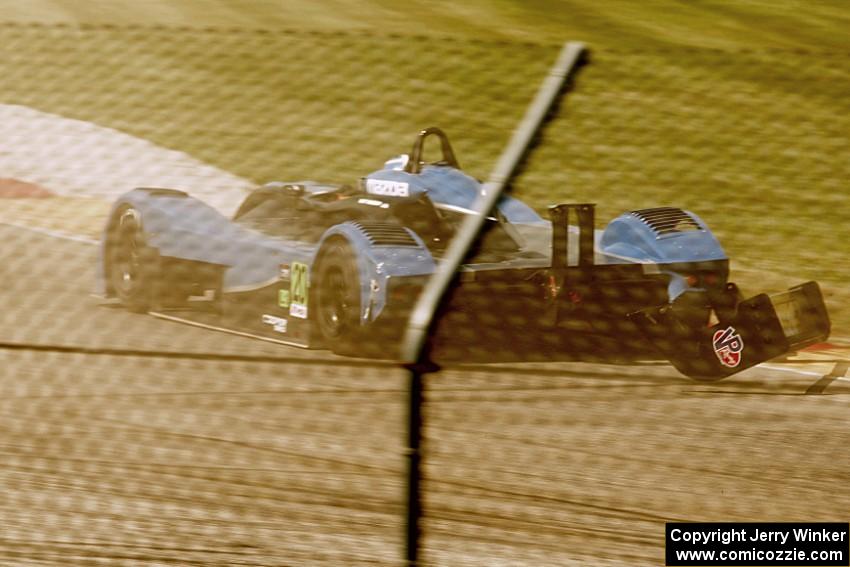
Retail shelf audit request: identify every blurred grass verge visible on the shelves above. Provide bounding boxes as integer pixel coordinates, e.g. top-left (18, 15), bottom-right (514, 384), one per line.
top-left (0, 0), bottom-right (846, 334)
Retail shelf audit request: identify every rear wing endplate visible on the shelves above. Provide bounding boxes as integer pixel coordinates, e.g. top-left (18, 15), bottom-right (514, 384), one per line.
top-left (632, 281), bottom-right (831, 380)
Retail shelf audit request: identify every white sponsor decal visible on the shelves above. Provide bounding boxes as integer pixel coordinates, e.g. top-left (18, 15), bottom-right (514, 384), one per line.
top-left (289, 303), bottom-right (308, 319)
top-left (366, 178), bottom-right (409, 197)
top-left (358, 198), bottom-right (390, 208)
top-left (261, 314), bottom-right (288, 333)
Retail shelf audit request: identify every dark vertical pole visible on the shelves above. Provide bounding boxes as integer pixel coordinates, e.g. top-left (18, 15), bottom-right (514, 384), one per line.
top-left (405, 364), bottom-right (424, 566)
top-left (399, 42), bottom-right (587, 566)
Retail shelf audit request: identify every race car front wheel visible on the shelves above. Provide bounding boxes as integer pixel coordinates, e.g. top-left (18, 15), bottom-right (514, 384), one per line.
top-left (314, 239), bottom-right (361, 346)
top-left (108, 206), bottom-right (161, 313)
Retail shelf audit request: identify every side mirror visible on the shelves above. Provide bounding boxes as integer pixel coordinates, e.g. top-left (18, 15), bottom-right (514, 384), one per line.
top-left (261, 181), bottom-right (304, 197)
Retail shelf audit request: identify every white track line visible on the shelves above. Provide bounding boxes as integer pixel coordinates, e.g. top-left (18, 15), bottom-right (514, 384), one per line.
top-left (762, 363), bottom-right (850, 386)
top-left (150, 311), bottom-right (309, 349)
top-left (0, 220), bottom-right (98, 244)
top-left (761, 364), bottom-right (829, 378)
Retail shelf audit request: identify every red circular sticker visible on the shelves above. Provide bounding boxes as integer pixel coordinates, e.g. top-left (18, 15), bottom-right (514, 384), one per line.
top-left (713, 326), bottom-right (744, 368)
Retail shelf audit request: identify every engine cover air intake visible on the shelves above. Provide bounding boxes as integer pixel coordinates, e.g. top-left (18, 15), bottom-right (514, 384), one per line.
top-left (630, 207), bottom-right (702, 237)
top-left (353, 222), bottom-right (419, 247)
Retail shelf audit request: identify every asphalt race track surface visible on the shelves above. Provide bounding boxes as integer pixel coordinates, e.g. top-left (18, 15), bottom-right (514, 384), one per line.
top-left (1, 224), bottom-right (849, 566)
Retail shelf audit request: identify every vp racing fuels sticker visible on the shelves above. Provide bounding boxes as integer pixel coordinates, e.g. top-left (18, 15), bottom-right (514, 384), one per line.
top-left (365, 178), bottom-right (409, 197)
top-left (712, 326), bottom-right (744, 367)
top-left (290, 261), bottom-right (309, 319)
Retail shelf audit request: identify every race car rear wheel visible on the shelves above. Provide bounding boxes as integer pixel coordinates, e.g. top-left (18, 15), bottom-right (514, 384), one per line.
top-left (108, 206), bottom-right (161, 313)
top-left (314, 239), bottom-right (361, 345)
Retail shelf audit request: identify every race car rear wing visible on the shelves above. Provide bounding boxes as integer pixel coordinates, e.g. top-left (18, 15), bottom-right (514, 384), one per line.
top-left (547, 203), bottom-right (831, 379)
top-left (549, 202), bottom-right (595, 273)
top-left (630, 281), bottom-right (830, 380)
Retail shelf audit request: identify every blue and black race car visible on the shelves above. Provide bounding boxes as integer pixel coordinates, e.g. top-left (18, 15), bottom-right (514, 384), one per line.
top-left (96, 127), bottom-right (830, 379)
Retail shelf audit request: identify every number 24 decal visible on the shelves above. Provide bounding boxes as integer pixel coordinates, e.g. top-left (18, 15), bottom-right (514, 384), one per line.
top-left (290, 262), bottom-right (309, 319)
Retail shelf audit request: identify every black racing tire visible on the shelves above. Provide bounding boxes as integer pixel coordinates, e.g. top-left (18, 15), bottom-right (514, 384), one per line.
top-left (313, 238), bottom-right (362, 347)
top-left (108, 205), bottom-right (162, 313)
